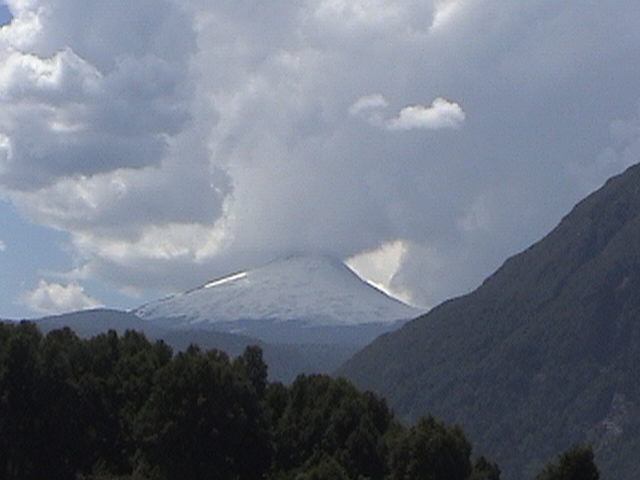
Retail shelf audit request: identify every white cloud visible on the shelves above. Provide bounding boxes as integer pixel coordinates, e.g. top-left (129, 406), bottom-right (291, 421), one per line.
top-left (430, 0), bottom-right (465, 32)
top-left (0, 239), bottom-right (6, 251)
top-left (21, 279), bottom-right (103, 315)
top-left (0, 48), bottom-right (99, 102)
top-left (386, 98), bottom-right (465, 131)
top-left (349, 94), bottom-right (389, 116)
top-left (1, 0), bottom-right (640, 312)
top-left (347, 239), bottom-right (413, 304)
top-left (0, 8), bottom-right (41, 49)
top-left (350, 95), bottom-right (465, 131)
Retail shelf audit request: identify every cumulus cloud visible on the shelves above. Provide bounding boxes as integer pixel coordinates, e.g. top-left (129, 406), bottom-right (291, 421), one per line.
top-left (21, 280), bottom-right (103, 315)
top-left (0, 0), bottom-right (194, 190)
top-left (386, 98), bottom-right (466, 131)
top-left (2, 0), bottom-right (640, 312)
top-left (350, 95), bottom-right (465, 131)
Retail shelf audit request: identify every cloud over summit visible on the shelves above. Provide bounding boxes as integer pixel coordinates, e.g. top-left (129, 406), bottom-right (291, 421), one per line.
top-left (1, 0), bottom-right (640, 312)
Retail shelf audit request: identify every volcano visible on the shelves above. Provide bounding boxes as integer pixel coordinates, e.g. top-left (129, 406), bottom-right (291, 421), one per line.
top-left (134, 255), bottom-right (421, 345)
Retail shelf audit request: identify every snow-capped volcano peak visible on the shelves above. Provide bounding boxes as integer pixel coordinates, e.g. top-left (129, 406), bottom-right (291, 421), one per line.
top-left (134, 255), bottom-right (421, 331)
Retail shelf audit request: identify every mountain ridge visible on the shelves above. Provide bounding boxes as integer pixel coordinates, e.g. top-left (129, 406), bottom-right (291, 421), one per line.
top-left (339, 162), bottom-right (640, 480)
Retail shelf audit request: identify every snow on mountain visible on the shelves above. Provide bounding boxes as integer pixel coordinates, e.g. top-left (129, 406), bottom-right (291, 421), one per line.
top-left (134, 255), bottom-right (422, 332)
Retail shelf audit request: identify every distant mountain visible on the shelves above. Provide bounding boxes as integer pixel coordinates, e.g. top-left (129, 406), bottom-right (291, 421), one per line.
top-left (32, 308), bottom-right (355, 383)
top-left (339, 163), bottom-right (640, 479)
top-left (34, 309), bottom-right (165, 338)
top-left (30, 256), bottom-right (420, 383)
top-left (134, 255), bottom-right (421, 345)
top-left (33, 308), bottom-right (253, 355)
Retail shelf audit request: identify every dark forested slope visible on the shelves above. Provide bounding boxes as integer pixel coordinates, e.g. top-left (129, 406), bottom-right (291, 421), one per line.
top-left (339, 163), bottom-right (640, 479)
top-left (0, 321), bottom-right (514, 480)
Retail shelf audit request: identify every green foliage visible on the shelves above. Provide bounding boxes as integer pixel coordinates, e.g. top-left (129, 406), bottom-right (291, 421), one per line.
top-left (389, 415), bottom-right (472, 480)
top-left (271, 374), bottom-right (395, 480)
top-left (469, 456), bottom-right (501, 480)
top-left (536, 445), bottom-right (599, 480)
top-left (0, 323), bottom-right (88, 479)
top-left (0, 323), bottom-right (175, 478)
top-left (235, 344), bottom-right (269, 395)
top-left (134, 345), bottom-right (271, 480)
top-left (0, 321), bottom-right (602, 480)
top-left (78, 329), bottom-right (173, 475)
top-left (295, 454), bottom-right (350, 480)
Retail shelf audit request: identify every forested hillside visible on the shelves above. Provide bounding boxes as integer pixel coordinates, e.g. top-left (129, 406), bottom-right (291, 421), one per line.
top-left (0, 322), bottom-right (597, 480)
top-left (339, 163), bottom-right (640, 479)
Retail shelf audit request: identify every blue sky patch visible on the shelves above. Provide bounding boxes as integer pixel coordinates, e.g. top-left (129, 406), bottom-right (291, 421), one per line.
top-left (0, 4), bottom-right (12, 26)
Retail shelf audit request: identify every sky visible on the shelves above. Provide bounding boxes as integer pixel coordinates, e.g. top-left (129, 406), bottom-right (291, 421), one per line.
top-left (1, 0), bottom-right (639, 319)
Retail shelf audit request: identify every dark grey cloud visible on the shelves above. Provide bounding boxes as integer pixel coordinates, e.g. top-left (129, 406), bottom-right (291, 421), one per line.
top-left (0, 0), bottom-right (194, 189)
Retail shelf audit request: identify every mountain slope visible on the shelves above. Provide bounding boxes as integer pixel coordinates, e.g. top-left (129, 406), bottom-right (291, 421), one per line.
top-left (135, 255), bottom-right (421, 344)
top-left (339, 163), bottom-right (640, 479)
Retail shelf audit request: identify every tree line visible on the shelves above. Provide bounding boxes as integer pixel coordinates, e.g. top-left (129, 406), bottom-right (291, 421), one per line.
top-left (0, 321), bottom-right (600, 480)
